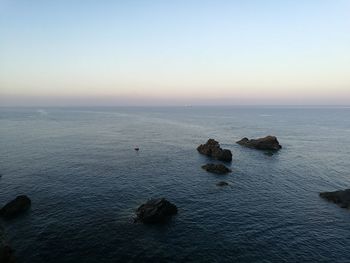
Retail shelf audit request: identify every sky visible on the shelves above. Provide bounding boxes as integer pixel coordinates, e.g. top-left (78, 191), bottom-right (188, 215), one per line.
top-left (0, 0), bottom-right (349, 106)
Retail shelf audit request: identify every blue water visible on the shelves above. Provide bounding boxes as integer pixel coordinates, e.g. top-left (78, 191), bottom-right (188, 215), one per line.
top-left (1, 106), bottom-right (350, 262)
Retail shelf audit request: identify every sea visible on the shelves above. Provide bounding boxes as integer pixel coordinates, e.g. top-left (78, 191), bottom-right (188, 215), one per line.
top-left (0, 106), bottom-right (350, 263)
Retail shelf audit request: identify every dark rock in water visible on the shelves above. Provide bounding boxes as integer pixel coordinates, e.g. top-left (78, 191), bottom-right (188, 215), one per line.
top-left (136, 198), bottom-right (177, 224)
top-left (202, 163), bottom-right (232, 174)
top-left (0, 195), bottom-right (31, 219)
top-left (264, 151), bottom-right (274, 156)
top-left (0, 227), bottom-right (15, 263)
top-left (0, 245), bottom-right (15, 263)
top-left (216, 181), bottom-right (229, 187)
top-left (320, 189), bottom-right (350, 209)
top-left (197, 139), bottom-right (232, 162)
top-left (236, 136), bottom-right (282, 151)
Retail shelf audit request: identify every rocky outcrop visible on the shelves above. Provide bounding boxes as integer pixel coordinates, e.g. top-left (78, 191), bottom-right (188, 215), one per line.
top-left (216, 181), bottom-right (229, 187)
top-left (320, 189), bottom-right (350, 208)
top-left (202, 163), bottom-right (232, 174)
top-left (236, 136), bottom-right (282, 151)
top-left (197, 139), bottom-right (232, 162)
top-left (135, 198), bottom-right (178, 224)
top-left (0, 195), bottom-right (31, 219)
top-left (0, 227), bottom-right (15, 263)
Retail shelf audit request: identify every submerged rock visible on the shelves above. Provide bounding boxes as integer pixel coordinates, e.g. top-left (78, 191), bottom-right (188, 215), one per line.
top-left (236, 136), bottom-right (282, 151)
top-left (216, 181), bottom-right (229, 187)
top-left (0, 195), bottom-right (31, 219)
top-left (319, 189), bottom-right (350, 209)
top-left (202, 163), bottom-right (232, 174)
top-left (0, 227), bottom-right (15, 263)
top-left (136, 198), bottom-right (177, 224)
top-left (197, 139), bottom-right (232, 162)
top-left (0, 245), bottom-right (14, 263)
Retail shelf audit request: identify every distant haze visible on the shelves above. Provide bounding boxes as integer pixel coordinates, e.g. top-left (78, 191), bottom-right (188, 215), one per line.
top-left (0, 0), bottom-right (349, 106)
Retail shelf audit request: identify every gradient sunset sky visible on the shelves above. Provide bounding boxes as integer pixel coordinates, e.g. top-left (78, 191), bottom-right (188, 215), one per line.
top-left (0, 0), bottom-right (349, 106)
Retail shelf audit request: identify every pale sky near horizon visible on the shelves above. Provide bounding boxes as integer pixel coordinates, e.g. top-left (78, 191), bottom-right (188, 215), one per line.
top-left (0, 0), bottom-right (349, 106)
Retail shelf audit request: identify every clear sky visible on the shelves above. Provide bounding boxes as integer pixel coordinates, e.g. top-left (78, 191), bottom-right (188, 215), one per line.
top-left (0, 0), bottom-right (349, 106)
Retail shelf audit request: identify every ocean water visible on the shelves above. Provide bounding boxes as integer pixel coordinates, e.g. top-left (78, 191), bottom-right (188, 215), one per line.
top-left (0, 106), bottom-right (350, 263)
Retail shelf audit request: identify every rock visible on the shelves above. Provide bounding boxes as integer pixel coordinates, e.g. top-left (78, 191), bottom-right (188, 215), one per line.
top-left (197, 139), bottom-right (232, 162)
top-left (236, 136), bottom-right (282, 151)
top-left (136, 198), bottom-right (177, 224)
top-left (0, 227), bottom-right (15, 263)
top-left (319, 189), bottom-right (350, 209)
top-left (0, 245), bottom-right (15, 263)
top-left (216, 181), bottom-right (229, 187)
top-left (0, 195), bottom-right (31, 219)
top-left (202, 163), bottom-right (232, 174)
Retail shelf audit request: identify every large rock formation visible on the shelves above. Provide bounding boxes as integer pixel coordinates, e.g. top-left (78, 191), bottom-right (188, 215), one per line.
top-left (236, 136), bottom-right (282, 151)
top-left (135, 198), bottom-right (178, 224)
top-left (197, 139), bottom-right (232, 162)
top-left (0, 227), bottom-right (15, 263)
top-left (319, 189), bottom-right (350, 208)
top-left (0, 195), bottom-right (31, 219)
top-left (202, 163), bottom-right (232, 174)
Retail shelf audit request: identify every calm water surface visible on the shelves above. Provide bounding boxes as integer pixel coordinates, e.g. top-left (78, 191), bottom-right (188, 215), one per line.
top-left (0, 106), bottom-right (350, 262)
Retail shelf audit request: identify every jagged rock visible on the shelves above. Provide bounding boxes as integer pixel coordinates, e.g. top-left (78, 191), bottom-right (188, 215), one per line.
top-left (202, 163), bottom-right (232, 174)
top-left (216, 181), bottom-right (229, 187)
top-left (136, 198), bottom-right (177, 224)
top-left (0, 195), bottom-right (31, 219)
top-left (197, 139), bottom-right (232, 162)
top-left (236, 136), bottom-right (282, 151)
top-left (320, 189), bottom-right (350, 209)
